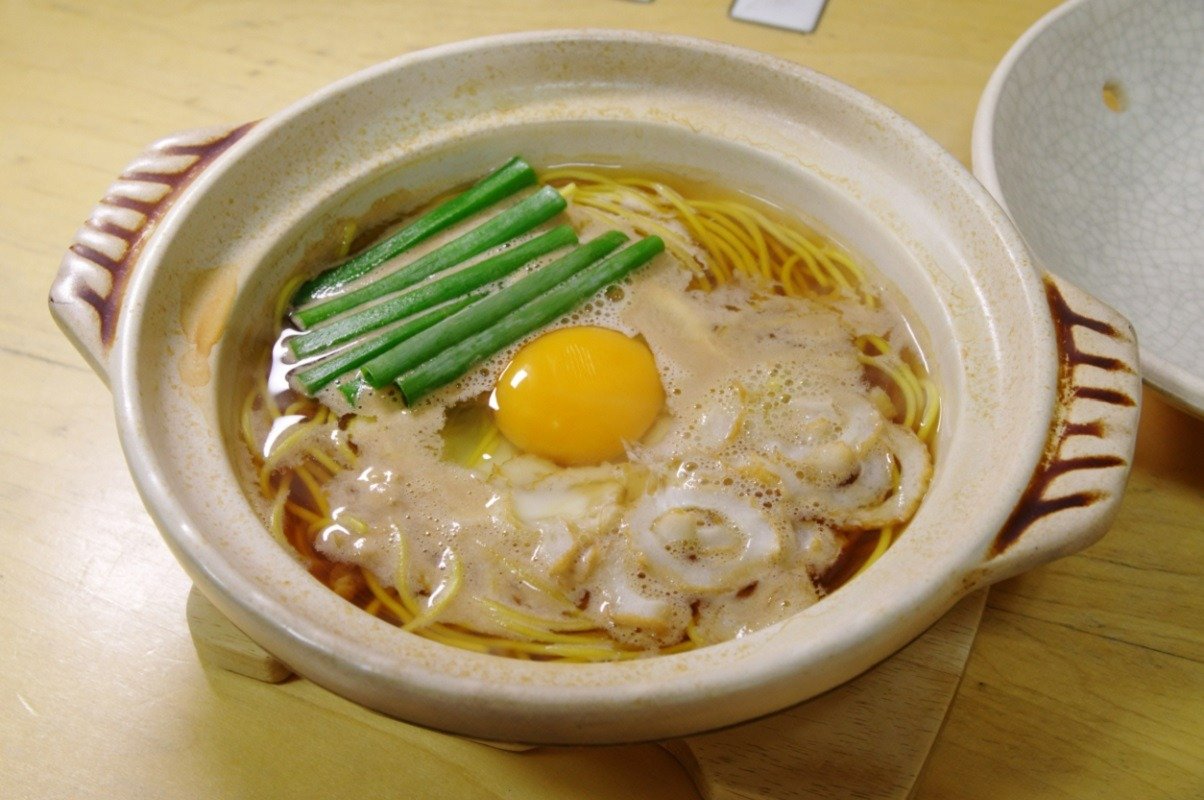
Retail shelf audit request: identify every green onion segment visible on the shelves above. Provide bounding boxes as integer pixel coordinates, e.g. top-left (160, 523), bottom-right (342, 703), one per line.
top-left (290, 156), bottom-right (537, 307)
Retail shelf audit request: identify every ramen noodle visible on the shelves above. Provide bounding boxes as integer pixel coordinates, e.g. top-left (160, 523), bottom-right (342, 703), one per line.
top-left (236, 165), bottom-right (938, 661)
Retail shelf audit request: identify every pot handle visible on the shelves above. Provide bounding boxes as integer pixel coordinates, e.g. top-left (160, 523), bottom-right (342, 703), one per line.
top-left (47, 122), bottom-right (254, 385)
top-left (977, 272), bottom-right (1142, 586)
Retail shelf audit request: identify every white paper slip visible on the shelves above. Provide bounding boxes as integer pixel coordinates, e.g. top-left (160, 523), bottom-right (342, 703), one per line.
top-left (730, 0), bottom-right (829, 34)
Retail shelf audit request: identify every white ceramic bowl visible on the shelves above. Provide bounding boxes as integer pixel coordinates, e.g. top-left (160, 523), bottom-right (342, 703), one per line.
top-left (50, 30), bottom-right (1141, 744)
top-left (973, 0), bottom-right (1204, 415)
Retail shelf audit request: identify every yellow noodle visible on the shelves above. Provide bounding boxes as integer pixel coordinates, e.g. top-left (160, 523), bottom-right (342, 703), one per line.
top-left (614, 175), bottom-right (679, 197)
top-left (244, 167), bottom-right (939, 662)
top-left (283, 501), bottom-right (324, 527)
top-left (699, 206), bottom-right (757, 251)
top-left (569, 191), bottom-right (643, 219)
top-left (859, 527), bottom-right (894, 576)
top-left (712, 214), bottom-right (769, 282)
top-left (259, 417), bottom-right (327, 475)
top-left (257, 461), bottom-right (277, 501)
top-left (740, 208), bottom-right (845, 291)
top-left (699, 202), bottom-right (772, 282)
top-left (274, 275), bottom-right (306, 328)
top-left (564, 183), bottom-right (713, 288)
top-left (283, 398), bottom-right (316, 417)
top-left (540, 166), bottom-right (624, 186)
top-left (305, 445), bottom-right (343, 476)
top-left (573, 193), bottom-right (693, 254)
top-left (496, 638), bottom-right (624, 660)
top-left (481, 614), bottom-right (614, 647)
top-left (293, 464), bottom-right (330, 518)
top-left (333, 436), bottom-right (359, 468)
top-left (508, 640), bottom-right (626, 660)
top-left (918, 378), bottom-right (940, 442)
top-left (725, 205), bottom-right (773, 272)
top-left (363, 569), bottom-right (415, 625)
top-left (882, 362), bottom-right (920, 430)
top-left (477, 598), bottom-right (599, 633)
top-left (404, 548), bottom-right (464, 633)
top-left (480, 547), bottom-right (581, 608)
top-left (890, 361), bottom-right (924, 430)
top-left (607, 183), bottom-right (669, 218)
top-left (657, 640), bottom-right (697, 655)
top-left (856, 338), bottom-right (919, 430)
top-left (240, 383), bottom-right (260, 455)
top-left (389, 613), bottom-right (623, 659)
top-left (858, 333), bottom-right (889, 356)
top-left (389, 538), bottom-right (423, 619)
top-left (412, 623), bottom-right (496, 654)
top-left (778, 253), bottom-right (804, 298)
top-left (648, 185), bottom-right (731, 282)
top-left (302, 457), bottom-right (334, 483)
top-left (339, 515), bottom-right (369, 536)
top-left (785, 242), bottom-right (830, 291)
top-left (261, 421), bottom-right (310, 465)
top-left (854, 333), bottom-right (939, 441)
top-left (822, 246), bottom-right (867, 285)
top-left (256, 372), bottom-right (282, 421)
top-left (268, 480), bottom-right (290, 546)
top-left (810, 249), bottom-right (855, 294)
top-left (693, 217), bottom-right (749, 283)
top-left (766, 234), bottom-right (790, 264)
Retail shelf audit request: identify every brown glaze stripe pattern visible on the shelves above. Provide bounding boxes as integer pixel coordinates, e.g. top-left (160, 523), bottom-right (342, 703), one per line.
top-left (53, 123), bottom-right (255, 348)
top-left (991, 277), bottom-right (1138, 555)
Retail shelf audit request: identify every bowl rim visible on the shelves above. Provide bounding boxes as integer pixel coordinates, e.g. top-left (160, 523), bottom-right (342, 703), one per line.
top-left (970, 0), bottom-right (1204, 415)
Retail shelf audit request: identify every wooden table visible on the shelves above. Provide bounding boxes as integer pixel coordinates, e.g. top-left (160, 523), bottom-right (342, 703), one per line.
top-left (2, 1), bottom-right (1200, 797)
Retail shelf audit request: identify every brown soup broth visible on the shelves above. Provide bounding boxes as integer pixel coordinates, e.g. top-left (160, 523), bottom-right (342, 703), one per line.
top-left (237, 165), bottom-right (939, 659)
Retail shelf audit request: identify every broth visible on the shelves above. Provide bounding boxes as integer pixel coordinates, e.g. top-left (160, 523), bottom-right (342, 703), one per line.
top-left (235, 163), bottom-right (938, 660)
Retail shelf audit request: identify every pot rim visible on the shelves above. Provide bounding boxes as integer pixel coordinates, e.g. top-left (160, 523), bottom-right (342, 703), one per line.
top-left (109, 29), bottom-right (1057, 743)
top-left (971, 0), bottom-right (1204, 415)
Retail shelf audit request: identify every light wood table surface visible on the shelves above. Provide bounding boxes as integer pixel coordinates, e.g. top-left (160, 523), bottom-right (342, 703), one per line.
top-left (2, 1), bottom-right (1201, 797)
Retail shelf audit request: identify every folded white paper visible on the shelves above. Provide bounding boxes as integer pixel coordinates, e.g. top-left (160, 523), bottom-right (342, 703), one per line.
top-left (730, 0), bottom-right (828, 34)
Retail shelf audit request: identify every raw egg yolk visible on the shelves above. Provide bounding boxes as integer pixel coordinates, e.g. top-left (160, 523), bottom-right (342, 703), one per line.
top-left (491, 326), bottom-right (665, 466)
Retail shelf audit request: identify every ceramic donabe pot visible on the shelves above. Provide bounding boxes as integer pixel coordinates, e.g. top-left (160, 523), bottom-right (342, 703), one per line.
top-left (49, 31), bottom-right (1140, 745)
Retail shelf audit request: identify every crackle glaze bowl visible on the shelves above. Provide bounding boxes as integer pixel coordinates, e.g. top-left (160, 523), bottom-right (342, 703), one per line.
top-left (973, 0), bottom-right (1204, 415)
top-left (49, 31), bottom-right (1141, 745)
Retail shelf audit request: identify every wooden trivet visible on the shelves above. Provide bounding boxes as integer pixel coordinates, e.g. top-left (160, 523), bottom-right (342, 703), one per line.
top-left (187, 586), bottom-right (985, 799)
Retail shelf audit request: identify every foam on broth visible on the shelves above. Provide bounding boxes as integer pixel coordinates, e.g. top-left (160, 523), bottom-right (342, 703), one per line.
top-left (234, 164), bottom-right (938, 660)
